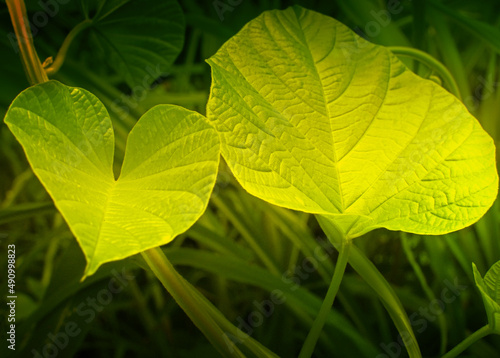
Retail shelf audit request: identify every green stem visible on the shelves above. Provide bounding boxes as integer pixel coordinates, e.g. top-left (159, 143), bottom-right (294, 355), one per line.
top-left (211, 195), bottom-right (281, 276)
top-left (0, 202), bottom-right (55, 225)
top-left (141, 247), bottom-right (246, 358)
top-left (387, 46), bottom-right (462, 100)
top-left (298, 239), bottom-right (351, 358)
top-left (268, 207), bottom-right (334, 283)
top-left (316, 215), bottom-right (422, 358)
top-left (427, 9), bottom-right (470, 101)
top-left (1, 169), bottom-right (33, 208)
top-left (183, 274), bottom-right (280, 358)
top-left (6, 0), bottom-right (49, 85)
top-left (401, 233), bottom-right (447, 354)
top-left (128, 279), bottom-right (156, 331)
top-left (441, 325), bottom-right (492, 358)
top-left (41, 233), bottom-right (60, 289)
top-left (142, 247), bottom-right (279, 357)
top-left (45, 19), bottom-right (93, 76)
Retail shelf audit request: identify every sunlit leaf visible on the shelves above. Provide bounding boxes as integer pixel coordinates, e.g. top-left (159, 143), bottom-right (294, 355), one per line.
top-left (4, 80), bottom-right (219, 277)
top-left (206, 6), bottom-right (498, 239)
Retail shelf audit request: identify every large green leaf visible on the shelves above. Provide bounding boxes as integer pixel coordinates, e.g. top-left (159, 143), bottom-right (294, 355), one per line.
top-left (473, 261), bottom-right (500, 333)
top-left (82, 0), bottom-right (185, 88)
top-left (4, 80), bottom-right (219, 277)
top-left (206, 6), bottom-right (498, 239)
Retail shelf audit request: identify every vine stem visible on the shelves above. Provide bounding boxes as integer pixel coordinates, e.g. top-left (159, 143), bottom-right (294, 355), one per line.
top-left (441, 325), bottom-right (492, 358)
top-left (298, 239), bottom-right (351, 358)
top-left (316, 215), bottom-right (422, 358)
top-left (401, 233), bottom-right (448, 355)
top-left (142, 247), bottom-right (279, 358)
top-left (141, 247), bottom-right (246, 358)
top-left (178, 268), bottom-right (280, 358)
top-left (387, 46), bottom-right (462, 101)
top-left (6, 0), bottom-right (48, 85)
top-left (45, 19), bottom-right (93, 76)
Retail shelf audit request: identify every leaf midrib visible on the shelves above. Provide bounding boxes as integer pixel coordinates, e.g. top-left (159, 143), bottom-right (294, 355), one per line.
top-left (212, 63), bottom-right (339, 213)
top-left (274, 10), bottom-right (346, 212)
top-left (87, 180), bottom-right (117, 263)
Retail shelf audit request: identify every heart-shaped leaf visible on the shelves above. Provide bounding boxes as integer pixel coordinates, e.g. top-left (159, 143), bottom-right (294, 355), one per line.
top-left (4, 80), bottom-right (219, 277)
top-left (473, 261), bottom-right (500, 333)
top-left (83, 0), bottom-right (185, 88)
top-left (206, 6), bottom-right (498, 239)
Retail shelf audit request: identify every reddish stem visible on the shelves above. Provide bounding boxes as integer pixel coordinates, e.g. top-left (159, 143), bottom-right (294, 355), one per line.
top-left (6, 0), bottom-right (48, 85)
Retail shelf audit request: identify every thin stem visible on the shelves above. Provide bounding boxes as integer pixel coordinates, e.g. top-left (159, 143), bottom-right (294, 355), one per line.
top-left (1, 169), bottom-right (33, 208)
top-left (316, 215), bottom-right (422, 358)
top-left (45, 19), bottom-right (93, 76)
top-left (211, 195), bottom-right (281, 276)
top-left (298, 239), bottom-right (351, 358)
top-left (0, 202), bottom-right (55, 225)
top-left (401, 233), bottom-right (448, 355)
top-left (427, 7), bottom-right (470, 101)
top-left (128, 279), bottom-right (156, 331)
top-left (183, 274), bottom-right (280, 358)
top-left (6, 0), bottom-right (48, 85)
top-left (141, 247), bottom-right (246, 358)
top-left (441, 325), bottom-right (492, 358)
top-left (387, 46), bottom-right (462, 100)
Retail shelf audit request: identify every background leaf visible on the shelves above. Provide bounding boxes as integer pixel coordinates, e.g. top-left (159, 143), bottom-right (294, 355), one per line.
top-left (427, 0), bottom-right (500, 56)
top-left (4, 80), bottom-right (219, 277)
top-left (82, 0), bottom-right (185, 89)
top-left (206, 6), bottom-right (498, 238)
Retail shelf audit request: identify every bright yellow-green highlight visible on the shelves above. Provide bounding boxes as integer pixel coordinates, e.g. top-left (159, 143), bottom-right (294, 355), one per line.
top-left (207, 6), bottom-right (498, 239)
top-left (5, 81), bottom-right (220, 277)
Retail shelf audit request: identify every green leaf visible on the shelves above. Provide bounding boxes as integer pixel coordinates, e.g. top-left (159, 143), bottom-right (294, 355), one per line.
top-left (4, 80), bottom-right (219, 277)
top-left (83, 0), bottom-right (185, 88)
top-left (473, 261), bottom-right (500, 333)
top-left (206, 6), bottom-right (498, 239)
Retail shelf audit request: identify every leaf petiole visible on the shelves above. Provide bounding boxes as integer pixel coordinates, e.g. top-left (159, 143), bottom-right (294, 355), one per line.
top-left (141, 247), bottom-right (280, 357)
top-left (401, 233), bottom-right (448, 355)
top-left (441, 324), bottom-right (492, 358)
top-left (387, 46), bottom-right (462, 100)
top-left (298, 238), bottom-right (351, 358)
top-left (141, 247), bottom-right (247, 358)
top-left (45, 19), bottom-right (93, 76)
top-left (317, 216), bottom-right (422, 358)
